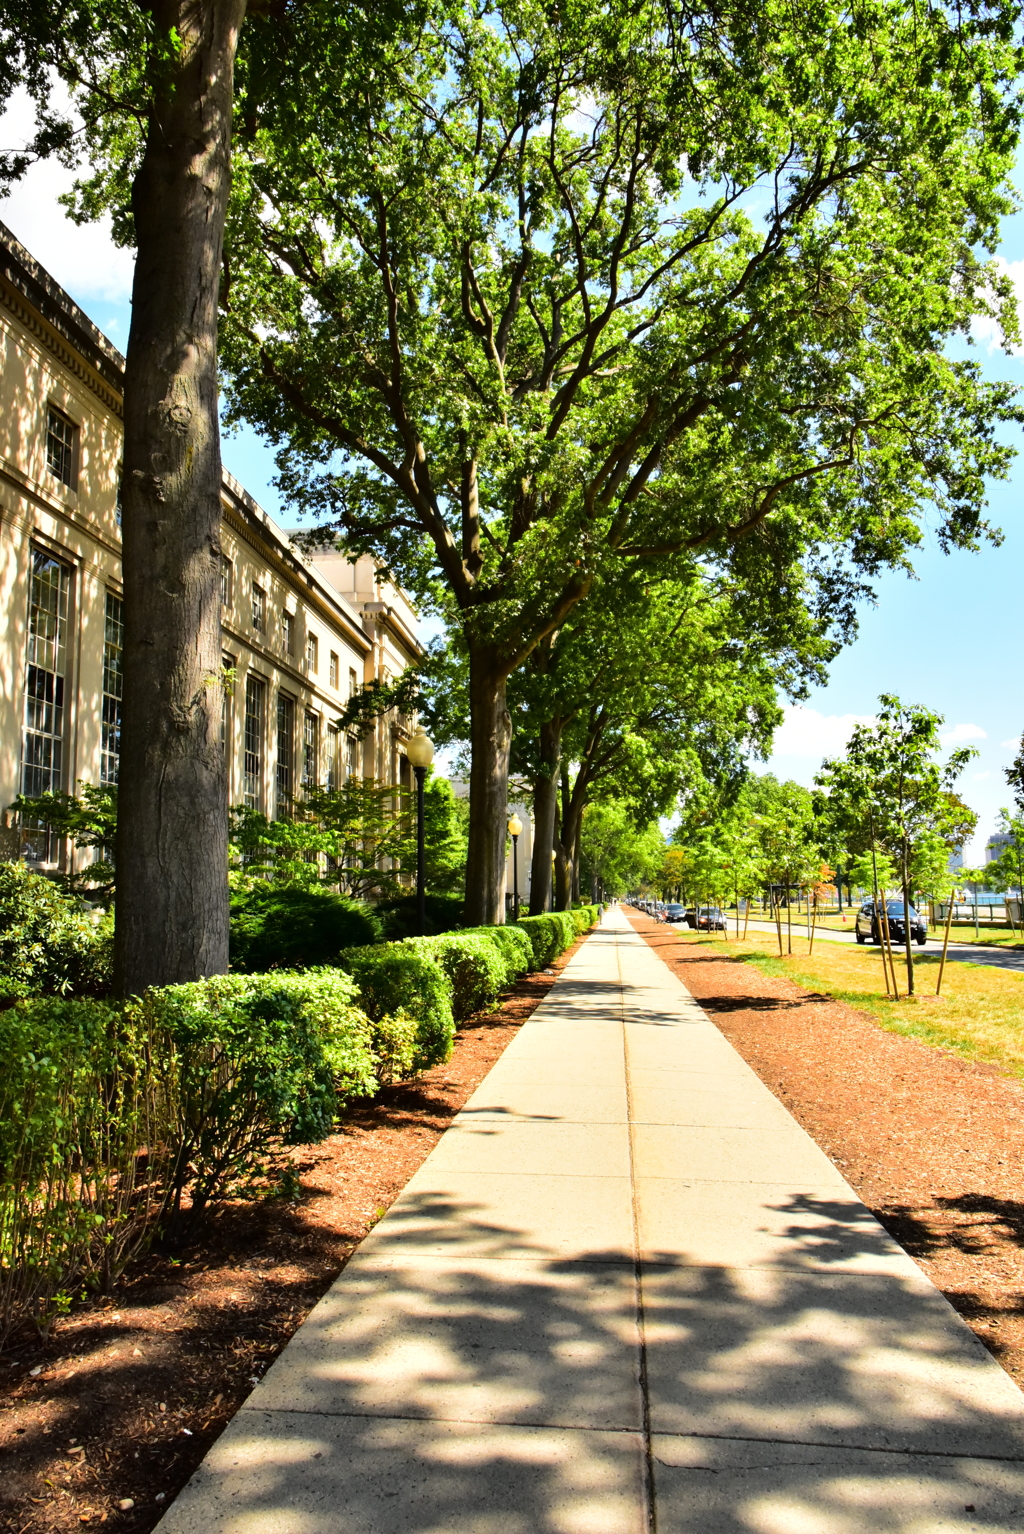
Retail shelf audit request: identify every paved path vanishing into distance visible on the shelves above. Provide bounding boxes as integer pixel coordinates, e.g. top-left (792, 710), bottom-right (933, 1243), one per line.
top-left (156, 907), bottom-right (1024, 1533)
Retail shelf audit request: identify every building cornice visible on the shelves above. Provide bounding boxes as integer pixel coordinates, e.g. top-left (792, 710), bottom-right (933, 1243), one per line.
top-left (0, 220), bottom-right (125, 416)
top-left (222, 494), bottom-right (370, 655)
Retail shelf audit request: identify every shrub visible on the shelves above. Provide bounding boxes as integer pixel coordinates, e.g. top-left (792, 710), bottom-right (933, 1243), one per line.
top-left (514, 911), bottom-right (577, 968)
top-left (134, 970), bottom-right (381, 1219)
top-left (337, 945), bottom-right (455, 1071)
top-left (571, 905), bottom-right (600, 935)
top-left (408, 933), bottom-right (511, 1023)
top-left (469, 923), bottom-right (534, 976)
top-left (229, 886), bottom-right (381, 971)
top-left (0, 996), bottom-right (178, 1342)
top-left (377, 892), bottom-right (466, 939)
top-left (0, 861), bottom-right (112, 1000)
top-left (0, 968), bottom-right (411, 1341)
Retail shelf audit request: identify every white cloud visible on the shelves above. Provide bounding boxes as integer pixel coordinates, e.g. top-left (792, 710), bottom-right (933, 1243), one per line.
top-left (1001, 738), bottom-right (1020, 750)
top-left (973, 771), bottom-right (993, 782)
top-left (767, 704), bottom-right (876, 760)
top-left (0, 86), bottom-right (134, 304)
top-left (939, 722), bottom-right (987, 746)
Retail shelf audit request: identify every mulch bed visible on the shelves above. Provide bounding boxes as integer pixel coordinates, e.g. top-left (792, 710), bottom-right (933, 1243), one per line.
top-left (628, 911), bottom-right (1024, 1386)
top-left (0, 934), bottom-right (589, 1534)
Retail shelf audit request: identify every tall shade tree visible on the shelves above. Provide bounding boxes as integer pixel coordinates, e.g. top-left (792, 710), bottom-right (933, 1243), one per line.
top-left (220, 0), bottom-right (1022, 922)
top-left (2, 0), bottom-right (249, 991)
top-left (578, 801), bottom-right (665, 899)
top-left (507, 562), bottom-right (827, 910)
top-left (814, 696), bottom-right (977, 994)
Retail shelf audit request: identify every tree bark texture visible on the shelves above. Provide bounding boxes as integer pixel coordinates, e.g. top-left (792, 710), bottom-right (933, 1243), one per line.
top-left (463, 647), bottom-right (512, 926)
top-left (114, 0), bottom-right (246, 994)
top-left (528, 718), bottom-right (562, 915)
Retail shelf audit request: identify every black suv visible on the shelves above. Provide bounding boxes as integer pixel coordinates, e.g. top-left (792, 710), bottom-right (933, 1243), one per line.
top-left (855, 900), bottom-right (927, 947)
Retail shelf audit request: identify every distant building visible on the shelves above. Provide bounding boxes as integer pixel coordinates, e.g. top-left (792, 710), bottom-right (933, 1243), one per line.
top-left (0, 219), bottom-right (421, 879)
top-left (986, 833), bottom-right (1014, 865)
top-left (947, 848), bottom-right (964, 872)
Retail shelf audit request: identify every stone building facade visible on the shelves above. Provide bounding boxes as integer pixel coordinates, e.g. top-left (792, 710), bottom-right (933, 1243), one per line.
top-left (0, 219), bottom-right (420, 877)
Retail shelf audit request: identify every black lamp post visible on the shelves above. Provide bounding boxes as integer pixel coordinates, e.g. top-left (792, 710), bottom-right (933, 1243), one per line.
top-left (508, 811), bottom-right (523, 921)
top-left (406, 725), bottom-right (434, 936)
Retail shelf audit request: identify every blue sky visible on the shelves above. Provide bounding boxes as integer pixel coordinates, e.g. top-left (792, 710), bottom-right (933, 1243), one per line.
top-left (1, 89), bottom-right (1021, 860)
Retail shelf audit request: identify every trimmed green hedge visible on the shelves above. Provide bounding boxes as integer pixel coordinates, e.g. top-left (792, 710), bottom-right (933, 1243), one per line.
top-left (571, 905), bottom-right (601, 935)
top-left (336, 945), bottom-right (455, 1071)
top-left (0, 893), bottom-right (598, 1342)
top-left (229, 887), bottom-right (381, 971)
top-left (0, 968), bottom-right (401, 1342)
top-left (513, 912), bottom-right (577, 968)
top-left (473, 923), bottom-right (534, 978)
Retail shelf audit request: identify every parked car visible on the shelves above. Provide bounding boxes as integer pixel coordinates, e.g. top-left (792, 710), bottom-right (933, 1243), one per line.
top-left (663, 903), bottom-right (686, 923)
top-left (682, 907), bottom-right (698, 928)
top-left (855, 900), bottom-right (927, 946)
top-left (696, 907), bottom-right (727, 932)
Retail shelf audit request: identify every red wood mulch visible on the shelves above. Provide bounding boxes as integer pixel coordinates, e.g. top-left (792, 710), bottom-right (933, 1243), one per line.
top-left (0, 933), bottom-right (589, 1534)
top-left (628, 911), bottom-right (1024, 1387)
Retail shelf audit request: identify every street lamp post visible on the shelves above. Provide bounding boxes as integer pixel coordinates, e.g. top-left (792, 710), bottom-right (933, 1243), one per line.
top-left (508, 812), bottom-right (523, 922)
top-left (406, 725), bottom-right (434, 937)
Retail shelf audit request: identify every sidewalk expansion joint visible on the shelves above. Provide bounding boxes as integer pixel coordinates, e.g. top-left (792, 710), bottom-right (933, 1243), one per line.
top-left (620, 927), bottom-right (658, 1534)
top-left (650, 1428), bottom-right (1024, 1464)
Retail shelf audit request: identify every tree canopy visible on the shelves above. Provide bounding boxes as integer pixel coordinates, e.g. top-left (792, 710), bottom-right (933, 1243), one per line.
top-left (814, 695), bottom-right (977, 991)
top-left (214, 0), bottom-right (1023, 921)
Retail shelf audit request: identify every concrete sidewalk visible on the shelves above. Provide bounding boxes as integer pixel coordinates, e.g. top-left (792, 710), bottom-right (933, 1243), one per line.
top-left (158, 910), bottom-right (1024, 1532)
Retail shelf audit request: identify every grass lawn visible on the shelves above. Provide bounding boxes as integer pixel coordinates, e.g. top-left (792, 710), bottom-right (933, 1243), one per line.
top-left (736, 908), bottom-right (1024, 948)
top-left (674, 926), bottom-right (1024, 1080)
top-left (941, 924), bottom-right (1024, 950)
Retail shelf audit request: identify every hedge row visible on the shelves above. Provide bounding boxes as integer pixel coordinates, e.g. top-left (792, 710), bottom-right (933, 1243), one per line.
top-left (0, 905), bottom-right (599, 1342)
top-left (0, 968), bottom-right (408, 1344)
top-left (336, 907), bottom-right (599, 1027)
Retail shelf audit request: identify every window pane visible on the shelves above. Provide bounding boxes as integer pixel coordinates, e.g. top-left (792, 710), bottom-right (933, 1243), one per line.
top-left (101, 591), bottom-right (123, 784)
top-left (243, 675), bottom-right (265, 809)
top-left (46, 408), bottom-right (76, 487)
top-left (303, 712), bottom-right (319, 788)
top-left (327, 724), bottom-right (339, 791)
top-left (21, 550), bottom-right (71, 859)
top-left (276, 692), bottom-right (294, 814)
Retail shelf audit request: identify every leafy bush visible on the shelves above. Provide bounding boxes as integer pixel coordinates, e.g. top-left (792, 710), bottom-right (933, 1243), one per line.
top-left (514, 912), bottom-right (578, 968)
top-left (571, 905), bottom-right (600, 935)
top-left (378, 892), bottom-right (466, 939)
top-left (337, 945), bottom-right (454, 1071)
top-left (409, 932), bottom-right (511, 1023)
top-left (134, 970), bottom-right (379, 1218)
top-left (468, 923), bottom-right (534, 977)
top-left (0, 996), bottom-right (178, 1342)
top-left (229, 886), bottom-right (381, 971)
top-left (0, 861), bottom-right (112, 1000)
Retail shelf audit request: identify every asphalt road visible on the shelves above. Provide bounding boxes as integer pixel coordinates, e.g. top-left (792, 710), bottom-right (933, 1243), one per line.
top-left (664, 916), bottom-right (1024, 975)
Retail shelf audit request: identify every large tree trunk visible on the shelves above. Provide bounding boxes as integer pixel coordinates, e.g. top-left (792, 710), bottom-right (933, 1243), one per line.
top-left (114, 0), bottom-right (246, 995)
top-left (554, 796), bottom-right (584, 911)
top-left (553, 766), bottom-right (573, 910)
top-left (464, 645), bottom-right (512, 925)
top-left (528, 718), bottom-right (561, 915)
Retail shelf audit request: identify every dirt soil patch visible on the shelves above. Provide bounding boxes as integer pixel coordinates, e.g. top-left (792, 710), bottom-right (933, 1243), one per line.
top-left (629, 911), bottom-right (1024, 1386)
top-left (0, 934), bottom-right (588, 1534)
